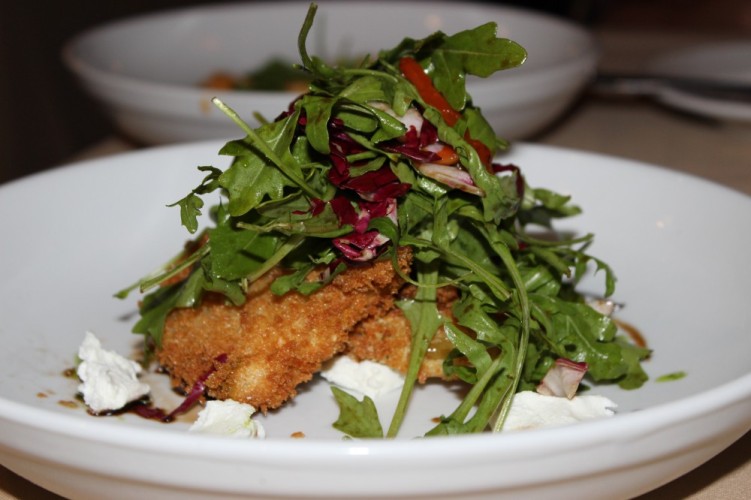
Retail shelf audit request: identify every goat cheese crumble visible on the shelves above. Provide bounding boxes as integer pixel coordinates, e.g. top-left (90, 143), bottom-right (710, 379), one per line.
top-left (321, 355), bottom-right (404, 399)
top-left (502, 391), bottom-right (617, 431)
top-left (76, 331), bottom-right (150, 413)
top-left (190, 400), bottom-right (266, 438)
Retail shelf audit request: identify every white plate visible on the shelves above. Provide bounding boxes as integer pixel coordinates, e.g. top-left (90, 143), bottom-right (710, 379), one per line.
top-left (0, 142), bottom-right (750, 499)
top-left (646, 40), bottom-right (751, 121)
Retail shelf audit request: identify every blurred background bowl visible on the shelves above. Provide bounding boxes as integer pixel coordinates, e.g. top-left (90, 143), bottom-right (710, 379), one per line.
top-left (62, 0), bottom-right (598, 145)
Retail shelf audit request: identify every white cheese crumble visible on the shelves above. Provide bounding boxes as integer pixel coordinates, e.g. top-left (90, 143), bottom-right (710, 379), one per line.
top-left (189, 400), bottom-right (266, 438)
top-left (76, 331), bottom-right (150, 413)
top-left (502, 391), bottom-right (617, 431)
top-left (320, 356), bottom-right (404, 399)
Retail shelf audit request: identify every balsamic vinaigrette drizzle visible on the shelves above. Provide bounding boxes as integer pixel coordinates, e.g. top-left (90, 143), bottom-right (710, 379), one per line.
top-left (90, 353), bottom-right (228, 423)
top-left (614, 319), bottom-right (648, 349)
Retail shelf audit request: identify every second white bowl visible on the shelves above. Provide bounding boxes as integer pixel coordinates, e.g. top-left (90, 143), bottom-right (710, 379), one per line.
top-left (63, 1), bottom-right (598, 144)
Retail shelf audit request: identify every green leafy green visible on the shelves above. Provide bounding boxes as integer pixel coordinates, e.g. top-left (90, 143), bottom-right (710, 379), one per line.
top-left (331, 387), bottom-right (384, 438)
top-left (656, 371), bottom-right (687, 383)
top-left (431, 22), bottom-right (527, 110)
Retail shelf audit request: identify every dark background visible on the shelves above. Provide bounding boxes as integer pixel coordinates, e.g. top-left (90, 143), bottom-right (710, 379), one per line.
top-left (1, 0), bottom-right (748, 185)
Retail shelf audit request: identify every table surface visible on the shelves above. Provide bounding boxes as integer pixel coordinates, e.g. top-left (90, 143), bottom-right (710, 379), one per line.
top-left (1, 27), bottom-right (750, 500)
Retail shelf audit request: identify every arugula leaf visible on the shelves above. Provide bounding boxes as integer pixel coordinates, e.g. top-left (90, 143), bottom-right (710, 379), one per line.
top-left (530, 294), bottom-right (642, 382)
top-left (612, 336), bottom-right (651, 389)
top-left (208, 206), bottom-right (281, 281)
top-left (168, 165), bottom-right (222, 233)
top-left (386, 261), bottom-right (443, 438)
top-left (133, 268), bottom-right (209, 346)
top-left (301, 95), bottom-right (336, 154)
top-left (432, 23), bottom-right (527, 110)
top-left (218, 115), bottom-right (303, 216)
top-left (331, 387), bottom-right (384, 438)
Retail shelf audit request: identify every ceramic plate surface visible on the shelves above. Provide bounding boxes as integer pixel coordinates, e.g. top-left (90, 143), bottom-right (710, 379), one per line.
top-left (0, 142), bottom-right (750, 499)
top-left (647, 40), bottom-right (751, 121)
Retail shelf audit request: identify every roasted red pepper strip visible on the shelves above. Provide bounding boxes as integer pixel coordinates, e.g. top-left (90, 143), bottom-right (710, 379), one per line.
top-left (399, 56), bottom-right (492, 169)
top-left (399, 57), bottom-right (461, 126)
top-left (433, 144), bottom-right (460, 165)
top-left (466, 136), bottom-right (492, 168)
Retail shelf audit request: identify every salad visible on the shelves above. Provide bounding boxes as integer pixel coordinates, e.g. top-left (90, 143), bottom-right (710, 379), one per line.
top-left (119, 3), bottom-right (649, 438)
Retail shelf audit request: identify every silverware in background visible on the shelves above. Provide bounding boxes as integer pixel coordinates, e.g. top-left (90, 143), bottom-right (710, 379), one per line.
top-left (594, 73), bottom-right (751, 102)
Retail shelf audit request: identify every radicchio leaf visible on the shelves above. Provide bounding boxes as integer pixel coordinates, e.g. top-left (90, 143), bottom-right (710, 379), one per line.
top-left (536, 358), bottom-right (588, 399)
top-left (333, 231), bottom-right (390, 262)
top-left (417, 163), bottom-right (483, 195)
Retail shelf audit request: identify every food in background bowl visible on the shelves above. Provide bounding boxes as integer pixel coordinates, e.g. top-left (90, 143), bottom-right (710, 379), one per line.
top-left (201, 56), bottom-right (364, 92)
top-left (201, 59), bottom-right (313, 92)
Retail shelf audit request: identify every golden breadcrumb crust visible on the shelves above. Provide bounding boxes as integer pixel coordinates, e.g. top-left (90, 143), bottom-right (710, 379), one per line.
top-left (159, 249), bottom-right (413, 412)
top-left (345, 285), bottom-right (458, 383)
